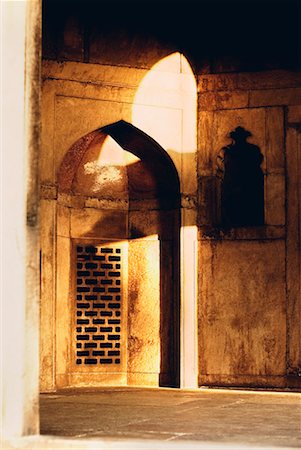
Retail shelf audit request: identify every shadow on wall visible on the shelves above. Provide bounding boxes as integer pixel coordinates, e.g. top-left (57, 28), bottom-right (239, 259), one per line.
top-left (216, 126), bottom-right (264, 229)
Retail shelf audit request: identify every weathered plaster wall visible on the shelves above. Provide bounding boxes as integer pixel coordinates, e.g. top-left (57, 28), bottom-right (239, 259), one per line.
top-left (40, 0), bottom-right (301, 391)
top-left (197, 71), bottom-right (301, 388)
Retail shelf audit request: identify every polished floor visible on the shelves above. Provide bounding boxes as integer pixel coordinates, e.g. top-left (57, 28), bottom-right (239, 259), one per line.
top-left (40, 387), bottom-right (301, 448)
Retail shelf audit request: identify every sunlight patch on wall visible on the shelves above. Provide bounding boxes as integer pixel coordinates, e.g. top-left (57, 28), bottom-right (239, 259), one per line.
top-left (73, 135), bottom-right (141, 197)
top-left (132, 52), bottom-right (197, 155)
top-left (180, 223), bottom-right (198, 388)
top-left (78, 135), bottom-right (141, 194)
top-left (96, 135), bottom-right (139, 167)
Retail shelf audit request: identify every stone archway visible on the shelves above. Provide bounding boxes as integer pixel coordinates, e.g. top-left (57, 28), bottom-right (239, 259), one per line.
top-left (40, 51), bottom-right (198, 392)
top-left (54, 120), bottom-right (180, 388)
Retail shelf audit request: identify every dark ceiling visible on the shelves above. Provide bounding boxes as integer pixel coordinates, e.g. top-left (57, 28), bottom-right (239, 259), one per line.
top-left (43, 0), bottom-right (301, 73)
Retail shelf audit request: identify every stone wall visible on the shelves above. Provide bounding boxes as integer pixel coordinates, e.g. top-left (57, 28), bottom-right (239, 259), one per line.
top-left (197, 71), bottom-right (301, 388)
top-left (40, 0), bottom-right (301, 390)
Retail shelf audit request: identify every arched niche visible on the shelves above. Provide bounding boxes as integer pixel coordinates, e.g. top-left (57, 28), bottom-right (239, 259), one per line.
top-left (55, 120), bottom-right (180, 388)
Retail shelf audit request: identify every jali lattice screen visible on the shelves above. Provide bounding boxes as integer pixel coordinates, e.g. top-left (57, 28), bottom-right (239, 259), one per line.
top-left (75, 244), bottom-right (122, 366)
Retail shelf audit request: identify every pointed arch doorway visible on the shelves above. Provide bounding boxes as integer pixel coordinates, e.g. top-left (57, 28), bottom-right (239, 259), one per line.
top-left (55, 120), bottom-right (181, 388)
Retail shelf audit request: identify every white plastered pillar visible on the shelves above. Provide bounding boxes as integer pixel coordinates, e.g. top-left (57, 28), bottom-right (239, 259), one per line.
top-left (2, 0), bottom-right (41, 437)
top-left (180, 215), bottom-right (198, 389)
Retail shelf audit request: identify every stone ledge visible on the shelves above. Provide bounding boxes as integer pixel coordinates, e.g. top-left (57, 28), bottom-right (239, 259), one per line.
top-left (57, 193), bottom-right (129, 210)
top-left (4, 435), bottom-right (294, 450)
top-left (198, 90), bottom-right (248, 111)
top-left (198, 70), bottom-right (301, 93)
top-left (40, 183), bottom-right (57, 200)
top-left (249, 88), bottom-right (301, 107)
top-left (198, 225), bottom-right (285, 241)
top-left (42, 60), bottom-right (148, 88)
top-left (198, 88), bottom-right (301, 111)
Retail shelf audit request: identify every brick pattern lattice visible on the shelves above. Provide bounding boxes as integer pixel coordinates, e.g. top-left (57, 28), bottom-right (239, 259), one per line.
top-left (75, 245), bottom-right (121, 365)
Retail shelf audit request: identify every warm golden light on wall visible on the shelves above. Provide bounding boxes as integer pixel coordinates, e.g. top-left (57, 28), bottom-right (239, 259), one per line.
top-left (75, 135), bottom-right (140, 195)
top-left (132, 52), bottom-right (197, 156)
top-left (96, 135), bottom-right (139, 167)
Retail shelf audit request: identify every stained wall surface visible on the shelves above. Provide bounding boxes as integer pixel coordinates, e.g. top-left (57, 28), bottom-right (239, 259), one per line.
top-left (197, 73), bottom-right (301, 388)
top-left (40, 0), bottom-right (301, 391)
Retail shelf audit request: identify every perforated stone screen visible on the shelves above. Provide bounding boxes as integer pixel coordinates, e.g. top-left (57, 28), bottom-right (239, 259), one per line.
top-left (74, 243), bottom-right (124, 368)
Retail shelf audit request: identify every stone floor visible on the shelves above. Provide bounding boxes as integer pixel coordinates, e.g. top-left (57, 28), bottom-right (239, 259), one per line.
top-left (40, 387), bottom-right (301, 448)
